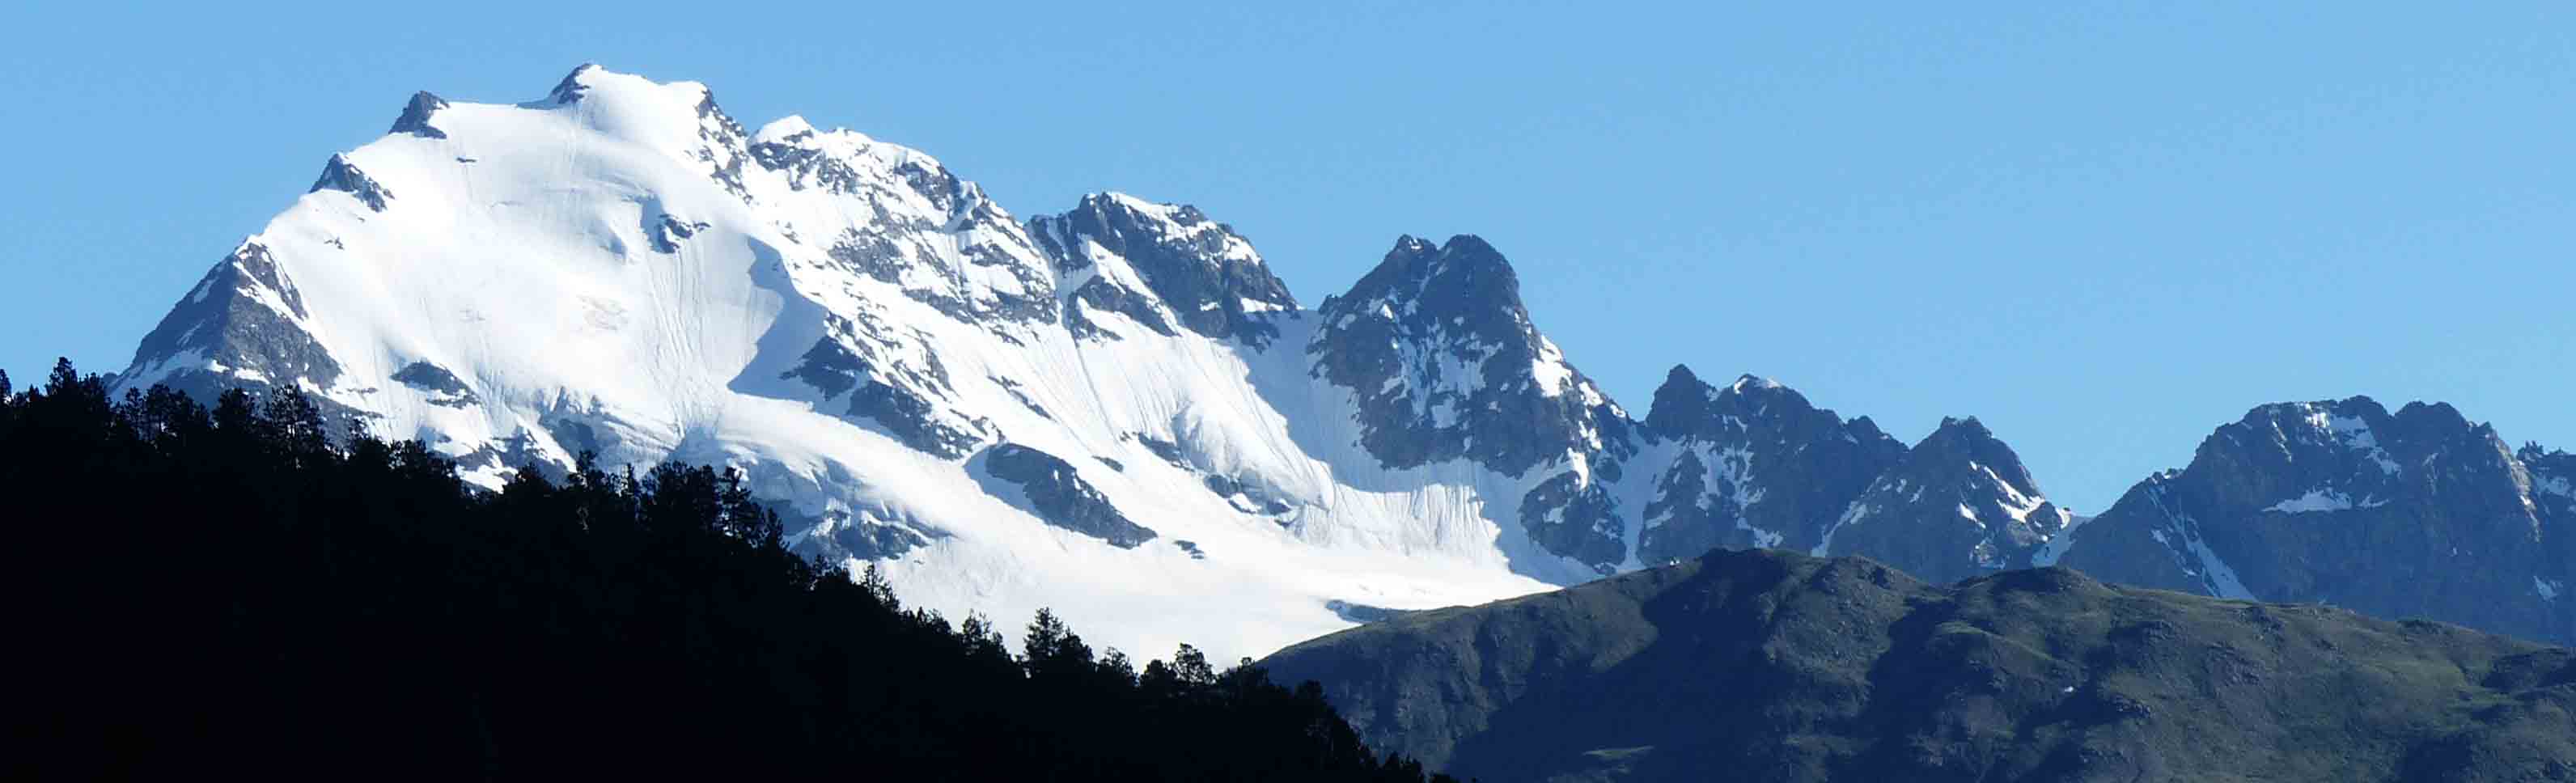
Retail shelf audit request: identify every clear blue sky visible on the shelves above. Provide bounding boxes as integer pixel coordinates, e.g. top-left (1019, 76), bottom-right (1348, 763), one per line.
top-left (3, 2), bottom-right (2570, 511)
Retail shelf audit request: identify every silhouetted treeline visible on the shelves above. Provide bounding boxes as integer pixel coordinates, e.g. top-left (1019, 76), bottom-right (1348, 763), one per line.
top-left (4, 360), bottom-right (1456, 782)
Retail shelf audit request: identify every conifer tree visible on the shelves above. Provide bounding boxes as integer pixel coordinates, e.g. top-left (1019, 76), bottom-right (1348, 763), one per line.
top-left (44, 357), bottom-right (77, 396)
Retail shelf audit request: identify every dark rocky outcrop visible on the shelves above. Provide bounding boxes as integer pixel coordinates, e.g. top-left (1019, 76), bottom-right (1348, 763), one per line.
top-left (983, 444), bottom-right (1155, 548)
top-left (546, 63), bottom-right (599, 105)
top-left (647, 214), bottom-right (708, 253)
top-left (1817, 417), bottom-right (2074, 585)
top-left (392, 361), bottom-right (478, 408)
top-left (1633, 366), bottom-right (1906, 563)
top-left (1028, 193), bottom-right (1298, 347)
top-left (1061, 276), bottom-right (1177, 340)
top-left (388, 91), bottom-right (449, 138)
top-left (121, 242), bottom-right (359, 430)
top-left (1309, 235), bottom-right (1633, 478)
top-left (824, 220), bottom-right (1058, 328)
top-left (1520, 470), bottom-right (1627, 569)
top-left (787, 507), bottom-right (932, 563)
top-left (309, 154), bottom-right (393, 212)
top-left (1264, 548), bottom-right (2576, 782)
top-left (779, 332), bottom-right (987, 459)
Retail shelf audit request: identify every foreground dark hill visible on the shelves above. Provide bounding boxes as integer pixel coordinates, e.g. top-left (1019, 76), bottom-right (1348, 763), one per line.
top-left (1263, 548), bottom-right (2576, 783)
top-left (3, 362), bottom-right (1450, 782)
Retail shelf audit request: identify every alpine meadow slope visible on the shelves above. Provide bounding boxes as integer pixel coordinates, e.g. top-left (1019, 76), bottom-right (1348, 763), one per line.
top-left (1260, 548), bottom-right (2576, 782)
top-left (114, 65), bottom-right (2576, 658)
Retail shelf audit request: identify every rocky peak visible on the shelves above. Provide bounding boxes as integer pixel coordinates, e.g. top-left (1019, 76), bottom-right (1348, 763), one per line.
top-left (1329, 235), bottom-right (1525, 345)
top-left (1911, 417), bottom-right (2044, 502)
top-left (119, 241), bottom-right (353, 430)
top-left (743, 114), bottom-right (989, 221)
top-left (1642, 364), bottom-right (1714, 433)
top-left (2194, 396), bottom-right (2417, 515)
top-left (2060, 396), bottom-right (2574, 644)
top-left (309, 154), bottom-right (393, 212)
top-left (2193, 396), bottom-right (2545, 521)
top-left (1812, 416), bottom-right (2070, 583)
top-left (744, 115), bottom-right (1057, 329)
top-left (546, 63), bottom-right (603, 105)
top-left (2393, 399), bottom-right (2472, 433)
top-left (1642, 366), bottom-right (1830, 442)
top-left (1027, 193), bottom-right (1295, 346)
top-left (2525, 444), bottom-right (2576, 498)
top-left (2524, 445), bottom-right (2576, 549)
top-left (748, 116), bottom-right (886, 196)
top-left (1309, 234), bottom-right (1625, 477)
top-left (388, 91), bottom-right (448, 138)
top-left (1306, 235), bottom-right (1633, 571)
top-left (1633, 367), bottom-right (1908, 565)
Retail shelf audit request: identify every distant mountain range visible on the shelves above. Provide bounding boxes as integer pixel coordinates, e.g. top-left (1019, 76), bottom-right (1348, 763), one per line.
top-left (112, 64), bottom-right (2574, 660)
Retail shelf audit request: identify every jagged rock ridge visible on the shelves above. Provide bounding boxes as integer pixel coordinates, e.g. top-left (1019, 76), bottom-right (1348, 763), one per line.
top-left (2061, 396), bottom-right (2575, 644)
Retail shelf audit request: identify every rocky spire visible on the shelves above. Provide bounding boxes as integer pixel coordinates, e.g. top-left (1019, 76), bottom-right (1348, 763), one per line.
top-left (309, 154), bottom-right (393, 212)
top-left (1812, 417), bottom-right (2071, 584)
top-left (388, 91), bottom-right (449, 138)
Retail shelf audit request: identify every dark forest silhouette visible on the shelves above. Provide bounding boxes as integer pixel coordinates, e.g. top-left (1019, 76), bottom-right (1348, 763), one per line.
top-left (5, 359), bottom-right (1457, 781)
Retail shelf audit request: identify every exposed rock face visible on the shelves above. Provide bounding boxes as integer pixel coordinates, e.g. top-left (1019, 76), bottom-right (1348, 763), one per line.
top-left (1263, 548), bottom-right (2576, 783)
top-left (647, 214), bottom-right (707, 253)
top-left (388, 91), bottom-right (449, 138)
top-left (1308, 235), bottom-right (1633, 479)
top-left (749, 116), bottom-right (1058, 331)
top-left (545, 63), bottom-right (600, 104)
top-left (796, 512), bottom-right (930, 561)
top-left (2061, 397), bottom-right (2575, 645)
top-left (309, 154), bottom-right (393, 212)
top-left (776, 313), bottom-right (991, 460)
top-left (123, 241), bottom-right (352, 425)
top-left (392, 361), bottom-right (478, 408)
top-left (1519, 470), bottom-right (1626, 569)
top-left (1301, 235), bottom-right (1646, 569)
top-left (1028, 193), bottom-right (1297, 347)
top-left (982, 444), bottom-right (1155, 548)
top-left (1816, 417), bottom-right (2077, 585)
top-left (1633, 366), bottom-right (1907, 564)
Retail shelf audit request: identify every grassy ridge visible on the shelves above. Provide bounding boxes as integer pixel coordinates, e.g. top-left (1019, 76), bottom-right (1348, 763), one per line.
top-left (1265, 548), bottom-right (2576, 782)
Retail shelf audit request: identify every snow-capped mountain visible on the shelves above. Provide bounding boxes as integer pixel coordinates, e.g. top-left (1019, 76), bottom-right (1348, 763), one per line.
top-left (2059, 397), bottom-right (2576, 643)
top-left (113, 65), bottom-right (2574, 656)
top-left (114, 65), bottom-right (1750, 659)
